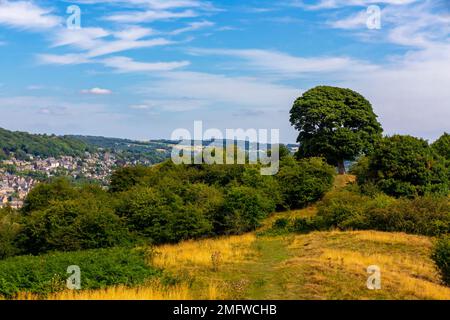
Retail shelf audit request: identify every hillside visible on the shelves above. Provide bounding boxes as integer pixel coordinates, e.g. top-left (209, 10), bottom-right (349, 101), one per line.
top-left (0, 127), bottom-right (91, 160)
top-left (16, 175), bottom-right (449, 300)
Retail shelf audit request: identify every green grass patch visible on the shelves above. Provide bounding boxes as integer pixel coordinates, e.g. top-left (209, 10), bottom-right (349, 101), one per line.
top-left (0, 247), bottom-right (160, 298)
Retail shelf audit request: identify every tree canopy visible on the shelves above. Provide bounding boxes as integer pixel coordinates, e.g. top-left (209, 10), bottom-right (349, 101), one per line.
top-left (290, 86), bottom-right (383, 174)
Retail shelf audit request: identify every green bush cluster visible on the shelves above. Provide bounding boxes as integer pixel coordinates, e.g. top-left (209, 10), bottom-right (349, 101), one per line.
top-left (0, 157), bottom-right (335, 258)
top-left (0, 247), bottom-right (159, 297)
top-left (270, 217), bottom-right (321, 234)
top-left (432, 236), bottom-right (450, 286)
top-left (353, 135), bottom-right (449, 198)
top-left (316, 189), bottom-right (450, 236)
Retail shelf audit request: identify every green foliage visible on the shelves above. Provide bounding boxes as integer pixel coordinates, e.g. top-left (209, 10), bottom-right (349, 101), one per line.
top-left (289, 86), bottom-right (383, 172)
top-left (19, 197), bottom-right (131, 255)
top-left (316, 189), bottom-right (450, 236)
top-left (0, 208), bottom-right (22, 259)
top-left (116, 185), bottom-right (213, 244)
top-left (432, 236), bottom-right (450, 286)
top-left (18, 182), bottom-right (130, 254)
top-left (356, 135), bottom-right (449, 197)
top-left (0, 127), bottom-right (90, 160)
top-left (0, 247), bottom-right (159, 297)
top-left (266, 216), bottom-right (322, 235)
top-left (21, 178), bottom-right (79, 214)
top-left (432, 133), bottom-right (450, 161)
top-left (109, 165), bottom-right (152, 193)
top-left (11, 157), bottom-right (337, 257)
top-left (277, 157), bottom-right (335, 209)
top-left (221, 186), bottom-right (275, 234)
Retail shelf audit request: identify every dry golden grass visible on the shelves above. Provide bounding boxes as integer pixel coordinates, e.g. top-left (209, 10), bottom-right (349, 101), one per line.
top-left (352, 230), bottom-right (432, 247)
top-left (14, 283), bottom-right (192, 300)
top-left (285, 230), bottom-right (450, 300)
top-left (153, 233), bottom-right (256, 270)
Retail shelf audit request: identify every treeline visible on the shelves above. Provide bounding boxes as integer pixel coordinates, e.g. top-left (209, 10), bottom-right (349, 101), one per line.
top-left (0, 154), bottom-right (335, 259)
top-left (0, 127), bottom-right (91, 160)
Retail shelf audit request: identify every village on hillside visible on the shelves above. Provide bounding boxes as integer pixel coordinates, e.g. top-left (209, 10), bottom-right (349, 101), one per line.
top-left (0, 152), bottom-right (152, 209)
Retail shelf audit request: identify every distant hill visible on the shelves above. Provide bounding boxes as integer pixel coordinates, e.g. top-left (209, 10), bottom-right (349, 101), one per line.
top-left (0, 127), bottom-right (298, 163)
top-left (0, 127), bottom-right (92, 160)
top-left (68, 135), bottom-right (174, 164)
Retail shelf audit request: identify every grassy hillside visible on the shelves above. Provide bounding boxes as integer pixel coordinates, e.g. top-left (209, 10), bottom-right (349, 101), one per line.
top-left (19, 230), bottom-right (449, 300)
top-left (9, 174), bottom-right (450, 300)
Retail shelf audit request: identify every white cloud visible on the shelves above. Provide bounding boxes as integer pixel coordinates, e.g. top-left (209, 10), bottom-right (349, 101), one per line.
top-left (170, 20), bottom-right (214, 35)
top-left (88, 37), bottom-right (174, 58)
top-left (81, 87), bottom-right (113, 95)
top-left (327, 10), bottom-right (367, 29)
top-left (114, 26), bottom-right (156, 40)
top-left (289, 0), bottom-right (419, 10)
top-left (50, 27), bottom-right (173, 58)
top-left (73, 0), bottom-right (207, 10)
top-left (189, 48), bottom-right (378, 76)
top-left (341, 44), bottom-right (450, 140)
top-left (0, 0), bottom-right (61, 29)
top-left (37, 53), bottom-right (91, 65)
top-left (104, 9), bottom-right (197, 23)
top-left (51, 28), bottom-right (110, 49)
top-left (102, 56), bottom-right (190, 72)
top-left (140, 71), bottom-right (300, 110)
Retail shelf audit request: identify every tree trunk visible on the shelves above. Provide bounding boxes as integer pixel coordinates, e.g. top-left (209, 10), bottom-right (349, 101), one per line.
top-left (337, 160), bottom-right (346, 175)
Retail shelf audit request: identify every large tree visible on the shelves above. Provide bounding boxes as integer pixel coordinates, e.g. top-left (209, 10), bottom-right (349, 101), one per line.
top-left (290, 86), bottom-right (383, 174)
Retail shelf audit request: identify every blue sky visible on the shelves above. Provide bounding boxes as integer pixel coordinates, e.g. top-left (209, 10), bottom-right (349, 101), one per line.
top-left (0, 0), bottom-right (448, 143)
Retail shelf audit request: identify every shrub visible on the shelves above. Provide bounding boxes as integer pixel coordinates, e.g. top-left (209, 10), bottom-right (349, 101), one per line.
top-left (290, 217), bottom-right (321, 234)
top-left (357, 135), bottom-right (449, 198)
top-left (277, 157), bottom-right (335, 209)
top-left (432, 236), bottom-right (450, 286)
top-left (367, 196), bottom-right (450, 236)
top-left (316, 189), bottom-right (450, 236)
top-left (116, 185), bottom-right (213, 244)
top-left (221, 186), bottom-right (275, 234)
top-left (273, 218), bottom-right (289, 229)
top-left (0, 208), bottom-right (21, 259)
top-left (0, 247), bottom-right (159, 298)
top-left (19, 196), bottom-right (131, 254)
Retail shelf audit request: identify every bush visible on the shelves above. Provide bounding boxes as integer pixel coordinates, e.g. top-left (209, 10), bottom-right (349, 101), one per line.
top-left (432, 236), bottom-right (450, 286)
top-left (290, 217), bottom-right (320, 234)
top-left (19, 196), bottom-right (131, 255)
top-left (357, 135), bottom-right (449, 198)
top-left (0, 208), bottom-right (21, 259)
top-left (316, 189), bottom-right (450, 236)
top-left (116, 185), bottom-right (213, 244)
top-left (221, 186), bottom-right (275, 234)
top-left (367, 196), bottom-right (450, 236)
top-left (0, 247), bottom-right (159, 298)
top-left (277, 157), bottom-right (335, 209)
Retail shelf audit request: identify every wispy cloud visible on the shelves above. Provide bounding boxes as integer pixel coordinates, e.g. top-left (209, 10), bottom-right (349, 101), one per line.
top-left (104, 9), bottom-right (198, 23)
top-left (102, 56), bottom-right (190, 72)
top-left (170, 20), bottom-right (214, 35)
top-left (0, 0), bottom-right (61, 30)
top-left (37, 53), bottom-right (91, 65)
top-left (138, 71), bottom-right (300, 111)
top-left (189, 48), bottom-right (378, 76)
top-left (81, 87), bottom-right (113, 95)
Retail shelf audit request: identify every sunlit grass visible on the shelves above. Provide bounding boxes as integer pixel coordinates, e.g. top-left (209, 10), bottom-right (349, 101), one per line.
top-left (153, 233), bottom-right (256, 270)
